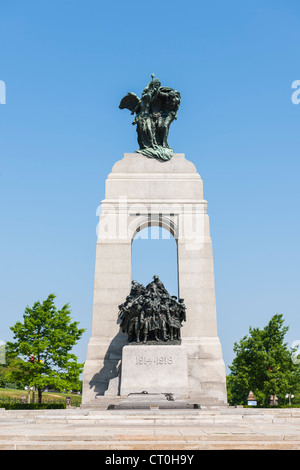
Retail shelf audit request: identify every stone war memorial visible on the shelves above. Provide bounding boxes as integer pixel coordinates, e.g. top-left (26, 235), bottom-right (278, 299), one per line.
top-left (82, 75), bottom-right (227, 408)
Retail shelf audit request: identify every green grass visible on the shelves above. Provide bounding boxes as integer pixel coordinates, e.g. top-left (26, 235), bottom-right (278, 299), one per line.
top-left (0, 388), bottom-right (82, 406)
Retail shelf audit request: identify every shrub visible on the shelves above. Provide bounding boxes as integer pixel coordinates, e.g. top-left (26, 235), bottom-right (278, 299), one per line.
top-left (0, 403), bottom-right (65, 410)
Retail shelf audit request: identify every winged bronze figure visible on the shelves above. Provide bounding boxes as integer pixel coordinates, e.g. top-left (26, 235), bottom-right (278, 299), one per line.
top-left (119, 75), bottom-right (181, 162)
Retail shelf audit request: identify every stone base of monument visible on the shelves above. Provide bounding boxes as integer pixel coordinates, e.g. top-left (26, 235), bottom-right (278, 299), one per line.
top-left (109, 392), bottom-right (200, 410)
top-left (119, 344), bottom-right (189, 398)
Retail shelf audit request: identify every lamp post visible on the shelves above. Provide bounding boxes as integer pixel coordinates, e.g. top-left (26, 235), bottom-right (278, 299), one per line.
top-left (285, 393), bottom-right (294, 406)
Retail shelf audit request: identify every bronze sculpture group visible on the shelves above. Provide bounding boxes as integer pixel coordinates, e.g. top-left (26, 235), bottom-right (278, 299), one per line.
top-left (119, 74), bottom-right (181, 162)
top-left (118, 275), bottom-right (186, 344)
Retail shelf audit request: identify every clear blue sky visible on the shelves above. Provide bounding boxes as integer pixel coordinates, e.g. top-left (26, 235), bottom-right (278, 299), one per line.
top-left (1, 0), bottom-right (300, 372)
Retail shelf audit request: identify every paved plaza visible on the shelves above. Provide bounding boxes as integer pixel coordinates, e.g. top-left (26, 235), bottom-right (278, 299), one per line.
top-left (1, 404), bottom-right (300, 450)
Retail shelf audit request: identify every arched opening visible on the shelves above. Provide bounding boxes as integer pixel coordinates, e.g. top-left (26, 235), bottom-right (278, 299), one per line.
top-left (131, 225), bottom-right (178, 298)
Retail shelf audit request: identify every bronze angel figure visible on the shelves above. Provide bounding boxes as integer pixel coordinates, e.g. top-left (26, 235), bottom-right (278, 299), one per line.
top-left (119, 74), bottom-right (181, 162)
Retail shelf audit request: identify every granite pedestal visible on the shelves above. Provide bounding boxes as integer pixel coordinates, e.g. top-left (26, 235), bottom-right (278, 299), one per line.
top-left (120, 345), bottom-right (189, 396)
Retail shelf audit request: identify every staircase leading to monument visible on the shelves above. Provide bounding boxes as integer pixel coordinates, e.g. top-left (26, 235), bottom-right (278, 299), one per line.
top-left (1, 407), bottom-right (300, 450)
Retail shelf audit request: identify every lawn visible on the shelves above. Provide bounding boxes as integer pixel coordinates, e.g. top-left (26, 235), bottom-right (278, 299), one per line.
top-left (0, 388), bottom-right (82, 406)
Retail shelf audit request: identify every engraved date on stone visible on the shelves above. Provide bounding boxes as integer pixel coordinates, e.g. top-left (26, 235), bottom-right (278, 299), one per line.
top-left (136, 356), bottom-right (173, 366)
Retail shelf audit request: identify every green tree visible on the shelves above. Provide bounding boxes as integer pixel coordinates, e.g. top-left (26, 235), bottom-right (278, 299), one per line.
top-left (228, 314), bottom-right (298, 406)
top-left (6, 294), bottom-right (85, 403)
top-left (0, 356), bottom-right (25, 389)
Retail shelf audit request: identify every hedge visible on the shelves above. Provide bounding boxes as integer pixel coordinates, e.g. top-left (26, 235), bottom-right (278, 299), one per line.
top-left (0, 403), bottom-right (66, 410)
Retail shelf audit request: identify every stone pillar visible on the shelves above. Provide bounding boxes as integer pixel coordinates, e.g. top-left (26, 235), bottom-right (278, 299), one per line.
top-left (177, 208), bottom-right (227, 403)
top-left (82, 153), bottom-right (227, 405)
top-left (82, 238), bottom-right (131, 402)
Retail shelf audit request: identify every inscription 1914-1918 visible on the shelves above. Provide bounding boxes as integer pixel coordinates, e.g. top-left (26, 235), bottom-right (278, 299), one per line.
top-left (136, 356), bottom-right (173, 366)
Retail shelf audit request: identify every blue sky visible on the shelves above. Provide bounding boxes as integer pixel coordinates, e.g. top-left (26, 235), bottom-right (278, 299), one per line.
top-left (1, 0), bottom-right (300, 372)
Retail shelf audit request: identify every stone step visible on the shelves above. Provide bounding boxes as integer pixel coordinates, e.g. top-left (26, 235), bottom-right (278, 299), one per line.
top-left (1, 409), bottom-right (300, 424)
top-left (1, 408), bottom-right (300, 450)
top-left (1, 432), bottom-right (300, 442)
top-left (1, 437), bottom-right (300, 450)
